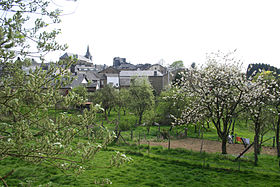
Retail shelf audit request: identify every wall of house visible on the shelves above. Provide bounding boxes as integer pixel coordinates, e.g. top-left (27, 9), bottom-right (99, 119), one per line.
top-left (148, 76), bottom-right (164, 95)
top-left (107, 76), bottom-right (120, 87)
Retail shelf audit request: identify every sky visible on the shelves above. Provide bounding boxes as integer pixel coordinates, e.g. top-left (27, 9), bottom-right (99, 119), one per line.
top-left (49, 0), bottom-right (280, 69)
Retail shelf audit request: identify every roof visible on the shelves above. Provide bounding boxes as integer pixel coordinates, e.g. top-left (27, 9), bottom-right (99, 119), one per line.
top-left (119, 70), bottom-right (163, 77)
top-left (84, 71), bottom-right (101, 80)
top-left (63, 74), bottom-right (98, 89)
top-left (118, 63), bottom-right (136, 70)
top-left (99, 66), bottom-right (120, 74)
top-left (60, 52), bottom-right (92, 64)
top-left (106, 73), bottom-right (119, 77)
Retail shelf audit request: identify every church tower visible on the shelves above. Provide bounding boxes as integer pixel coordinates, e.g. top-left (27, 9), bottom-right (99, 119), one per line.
top-left (85, 45), bottom-right (92, 61)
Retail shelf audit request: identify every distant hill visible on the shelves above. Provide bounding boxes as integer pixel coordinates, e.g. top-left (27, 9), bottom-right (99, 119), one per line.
top-left (246, 63), bottom-right (280, 78)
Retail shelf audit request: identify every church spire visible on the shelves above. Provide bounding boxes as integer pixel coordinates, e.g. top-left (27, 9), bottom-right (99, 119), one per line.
top-left (85, 45), bottom-right (92, 61)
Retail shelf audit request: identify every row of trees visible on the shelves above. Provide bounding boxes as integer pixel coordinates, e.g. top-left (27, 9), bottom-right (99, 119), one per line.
top-left (86, 77), bottom-right (155, 125)
top-left (171, 51), bottom-right (280, 165)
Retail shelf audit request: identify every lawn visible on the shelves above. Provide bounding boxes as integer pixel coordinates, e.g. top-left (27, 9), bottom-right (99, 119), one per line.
top-left (1, 146), bottom-right (280, 186)
top-left (1, 109), bottom-right (280, 186)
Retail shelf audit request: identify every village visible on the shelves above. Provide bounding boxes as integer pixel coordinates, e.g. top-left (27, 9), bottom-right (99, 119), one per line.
top-left (23, 46), bottom-right (181, 95)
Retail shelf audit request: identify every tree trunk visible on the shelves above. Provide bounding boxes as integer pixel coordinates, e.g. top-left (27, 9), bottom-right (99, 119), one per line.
top-left (276, 112), bottom-right (280, 157)
top-left (108, 108), bottom-right (111, 116)
top-left (254, 122), bottom-right (260, 166)
top-left (221, 136), bottom-right (227, 154)
top-left (231, 119), bottom-right (235, 134)
top-left (104, 109), bottom-right (108, 120)
top-left (138, 112), bottom-right (143, 125)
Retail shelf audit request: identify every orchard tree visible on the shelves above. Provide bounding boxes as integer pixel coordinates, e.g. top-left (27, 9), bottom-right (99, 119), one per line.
top-left (0, 0), bottom-right (114, 185)
top-left (129, 77), bottom-right (155, 125)
top-left (257, 71), bottom-right (280, 158)
top-left (116, 88), bottom-right (130, 116)
top-left (72, 85), bottom-right (88, 100)
top-left (94, 84), bottom-right (117, 120)
top-left (244, 71), bottom-right (276, 165)
top-left (172, 51), bottom-right (248, 154)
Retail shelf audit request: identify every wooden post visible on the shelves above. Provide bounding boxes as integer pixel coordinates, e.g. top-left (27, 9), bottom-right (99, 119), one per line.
top-left (131, 129), bottom-right (133, 141)
top-left (138, 132), bottom-right (141, 153)
top-left (148, 141), bottom-right (150, 156)
top-left (138, 132), bottom-right (140, 145)
top-left (234, 134), bottom-right (237, 144)
top-left (168, 131), bottom-right (171, 150)
top-left (273, 136), bottom-right (275, 148)
top-left (234, 143), bottom-right (254, 162)
top-left (185, 128), bottom-right (188, 137)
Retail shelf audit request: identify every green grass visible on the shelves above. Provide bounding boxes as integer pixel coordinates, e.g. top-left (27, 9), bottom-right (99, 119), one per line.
top-left (99, 110), bottom-right (276, 148)
top-left (1, 147), bottom-right (280, 186)
top-left (1, 109), bottom-right (280, 186)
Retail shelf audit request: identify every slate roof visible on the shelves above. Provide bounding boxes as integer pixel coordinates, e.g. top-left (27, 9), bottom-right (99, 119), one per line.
top-left (105, 73), bottom-right (119, 77)
top-left (119, 70), bottom-right (163, 77)
top-left (118, 63), bottom-right (137, 70)
top-left (85, 71), bottom-right (101, 81)
top-left (63, 73), bottom-right (97, 89)
top-left (60, 52), bottom-right (92, 64)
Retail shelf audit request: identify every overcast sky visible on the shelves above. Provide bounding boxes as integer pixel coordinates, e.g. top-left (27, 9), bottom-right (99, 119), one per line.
top-left (50, 0), bottom-right (280, 69)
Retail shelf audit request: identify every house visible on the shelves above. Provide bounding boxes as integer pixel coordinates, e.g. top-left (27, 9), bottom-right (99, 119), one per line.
top-left (98, 67), bottom-right (120, 88)
top-left (147, 64), bottom-right (167, 74)
top-left (60, 73), bottom-right (100, 95)
top-left (119, 70), bottom-right (165, 94)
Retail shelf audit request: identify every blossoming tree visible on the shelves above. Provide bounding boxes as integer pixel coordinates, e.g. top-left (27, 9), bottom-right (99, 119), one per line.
top-left (173, 51), bottom-right (248, 154)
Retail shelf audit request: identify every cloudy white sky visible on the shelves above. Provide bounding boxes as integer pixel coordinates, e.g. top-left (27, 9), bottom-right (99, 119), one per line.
top-left (50, 0), bottom-right (280, 69)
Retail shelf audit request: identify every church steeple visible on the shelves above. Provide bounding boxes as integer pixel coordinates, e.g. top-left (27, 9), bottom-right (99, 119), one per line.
top-left (85, 45), bottom-right (92, 61)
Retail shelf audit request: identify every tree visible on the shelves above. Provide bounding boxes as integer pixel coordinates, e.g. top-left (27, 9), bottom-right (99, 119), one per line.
top-left (0, 1), bottom-right (114, 185)
top-left (156, 88), bottom-right (185, 126)
top-left (244, 71), bottom-right (275, 165)
top-left (116, 88), bottom-right (130, 116)
top-left (169, 60), bottom-right (184, 70)
top-left (72, 85), bottom-right (88, 100)
top-left (94, 84), bottom-right (117, 120)
top-left (129, 77), bottom-right (155, 125)
top-left (172, 51), bottom-right (248, 154)
top-left (258, 71), bottom-right (280, 158)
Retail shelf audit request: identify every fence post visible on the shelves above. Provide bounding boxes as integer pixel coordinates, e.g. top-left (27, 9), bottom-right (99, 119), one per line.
top-left (168, 131), bottom-right (171, 150)
top-left (148, 141), bottom-right (150, 156)
top-left (273, 136), bottom-right (275, 148)
top-left (138, 132), bottom-right (141, 146)
top-left (235, 134), bottom-right (237, 144)
top-left (131, 129), bottom-right (133, 141)
top-left (185, 128), bottom-right (188, 137)
top-left (138, 132), bottom-right (141, 153)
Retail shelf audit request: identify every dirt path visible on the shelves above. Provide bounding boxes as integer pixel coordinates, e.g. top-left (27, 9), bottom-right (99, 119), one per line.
top-left (142, 137), bottom-right (277, 156)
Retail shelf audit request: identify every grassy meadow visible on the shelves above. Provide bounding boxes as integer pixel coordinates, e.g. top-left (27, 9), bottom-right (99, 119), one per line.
top-left (1, 109), bottom-right (280, 186)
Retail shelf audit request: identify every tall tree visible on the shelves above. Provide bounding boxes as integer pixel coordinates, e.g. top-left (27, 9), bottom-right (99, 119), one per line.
top-left (129, 77), bottom-right (155, 125)
top-left (169, 60), bottom-right (184, 70)
top-left (172, 51), bottom-right (247, 154)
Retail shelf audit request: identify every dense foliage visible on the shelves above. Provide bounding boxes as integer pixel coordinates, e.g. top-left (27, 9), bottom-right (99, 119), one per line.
top-left (246, 63), bottom-right (280, 78)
